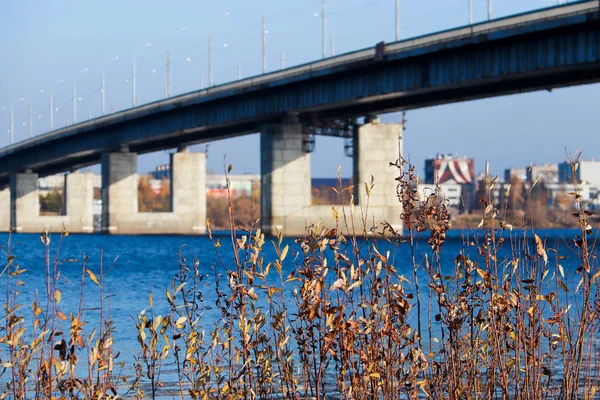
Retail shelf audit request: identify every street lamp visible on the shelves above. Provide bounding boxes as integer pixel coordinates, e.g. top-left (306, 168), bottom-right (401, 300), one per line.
top-left (133, 42), bottom-right (151, 107)
top-left (166, 27), bottom-right (189, 98)
top-left (395, 0), bottom-right (400, 41)
top-left (73, 67), bottom-right (89, 124)
top-left (10, 97), bottom-right (25, 144)
top-left (28, 89), bottom-right (45, 138)
top-left (102, 56), bottom-right (119, 116)
top-left (50, 78), bottom-right (66, 130)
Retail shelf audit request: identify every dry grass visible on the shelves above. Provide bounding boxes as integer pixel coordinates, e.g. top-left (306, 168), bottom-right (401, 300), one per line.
top-left (0, 154), bottom-right (598, 399)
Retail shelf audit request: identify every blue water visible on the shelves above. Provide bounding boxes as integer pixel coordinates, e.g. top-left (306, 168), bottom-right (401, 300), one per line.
top-left (0, 228), bottom-right (589, 391)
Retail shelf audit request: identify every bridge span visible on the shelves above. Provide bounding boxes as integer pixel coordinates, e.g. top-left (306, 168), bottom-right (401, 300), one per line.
top-left (1, 1), bottom-right (599, 235)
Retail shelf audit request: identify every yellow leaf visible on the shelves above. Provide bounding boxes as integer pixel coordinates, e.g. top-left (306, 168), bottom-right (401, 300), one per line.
top-left (54, 290), bottom-right (62, 304)
top-left (175, 316), bottom-right (187, 329)
top-left (149, 293), bottom-right (153, 308)
top-left (330, 278), bottom-right (345, 291)
top-left (369, 372), bottom-right (381, 379)
top-left (57, 311), bottom-right (69, 321)
top-left (535, 234), bottom-right (548, 265)
top-left (347, 280), bottom-right (362, 291)
top-left (86, 269), bottom-right (100, 285)
top-left (476, 269), bottom-right (489, 281)
top-left (267, 287), bottom-right (280, 298)
top-left (280, 244), bottom-right (289, 262)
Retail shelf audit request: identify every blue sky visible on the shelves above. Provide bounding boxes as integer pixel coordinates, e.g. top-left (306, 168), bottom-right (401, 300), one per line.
top-left (1, 0), bottom-right (595, 178)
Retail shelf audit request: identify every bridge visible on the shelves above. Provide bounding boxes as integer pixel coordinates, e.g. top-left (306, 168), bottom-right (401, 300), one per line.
top-left (2, 1), bottom-right (600, 235)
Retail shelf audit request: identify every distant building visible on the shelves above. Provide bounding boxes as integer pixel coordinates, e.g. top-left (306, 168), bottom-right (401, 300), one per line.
top-left (424, 154), bottom-right (475, 212)
top-left (425, 154), bottom-right (475, 184)
top-left (417, 183), bottom-right (463, 208)
top-left (207, 174), bottom-right (260, 198)
top-left (153, 164), bottom-right (171, 180)
top-left (38, 174), bottom-right (65, 196)
top-left (559, 160), bottom-right (600, 185)
top-left (504, 167), bottom-right (527, 183)
top-left (527, 163), bottom-right (559, 184)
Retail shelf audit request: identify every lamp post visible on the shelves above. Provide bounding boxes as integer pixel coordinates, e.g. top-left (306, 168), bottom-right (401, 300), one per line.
top-left (322, 0), bottom-right (327, 59)
top-left (208, 33), bottom-right (213, 87)
top-left (28, 95), bottom-right (43, 139)
top-left (73, 67), bottom-right (89, 124)
top-left (132, 42), bottom-right (151, 107)
top-left (395, 0), bottom-right (400, 41)
top-left (102, 56), bottom-right (119, 116)
top-left (166, 27), bottom-right (188, 98)
top-left (469, 0), bottom-right (473, 24)
top-left (10, 97), bottom-right (25, 144)
top-left (50, 78), bottom-right (66, 130)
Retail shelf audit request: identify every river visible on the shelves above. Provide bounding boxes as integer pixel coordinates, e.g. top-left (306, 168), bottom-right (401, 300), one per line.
top-left (0, 227), bottom-right (589, 395)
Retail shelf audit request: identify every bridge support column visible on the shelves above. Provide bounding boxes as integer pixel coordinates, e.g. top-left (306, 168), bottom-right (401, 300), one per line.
top-left (101, 150), bottom-right (206, 235)
top-left (10, 172), bottom-right (93, 233)
top-left (260, 122), bottom-right (312, 236)
top-left (260, 119), bottom-right (403, 237)
top-left (0, 188), bottom-right (9, 232)
top-left (353, 119), bottom-right (403, 233)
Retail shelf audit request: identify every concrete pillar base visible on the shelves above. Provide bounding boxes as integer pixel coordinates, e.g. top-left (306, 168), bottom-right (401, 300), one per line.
top-left (260, 119), bottom-right (403, 237)
top-left (260, 123), bottom-right (311, 236)
top-left (0, 188), bottom-right (8, 232)
top-left (9, 172), bottom-right (93, 234)
top-left (101, 151), bottom-right (206, 235)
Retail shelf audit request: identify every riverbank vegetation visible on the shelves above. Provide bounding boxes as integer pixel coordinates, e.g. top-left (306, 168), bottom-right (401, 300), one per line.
top-left (1, 155), bottom-right (599, 399)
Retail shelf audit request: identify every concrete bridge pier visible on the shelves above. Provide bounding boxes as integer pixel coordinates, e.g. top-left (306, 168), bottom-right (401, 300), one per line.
top-left (0, 188), bottom-right (9, 232)
top-left (9, 171), bottom-right (93, 233)
top-left (352, 119), bottom-right (404, 233)
top-left (260, 121), bottom-right (312, 236)
top-left (260, 118), bottom-right (403, 237)
top-left (101, 149), bottom-right (206, 235)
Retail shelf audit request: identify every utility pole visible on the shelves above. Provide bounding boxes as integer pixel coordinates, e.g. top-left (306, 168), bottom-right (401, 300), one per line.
top-left (50, 94), bottom-right (53, 130)
top-left (322, 0), bottom-right (327, 58)
top-left (132, 61), bottom-right (136, 107)
top-left (132, 43), bottom-right (151, 107)
top-left (488, 0), bottom-right (492, 20)
top-left (209, 33), bottom-right (213, 86)
top-left (331, 36), bottom-right (335, 56)
top-left (29, 102), bottom-right (32, 139)
top-left (9, 110), bottom-right (13, 144)
top-left (262, 16), bottom-right (267, 73)
top-left (395, 0), bottom-right (400, 41)
top-left (469, 0), bottom-right (473, 24)
top-left (101, 73), bottom-right (105, 115)
top-left (167, 50), bottom-right (172, 97)
top-left (73, 80), bottom-right (77, 124)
